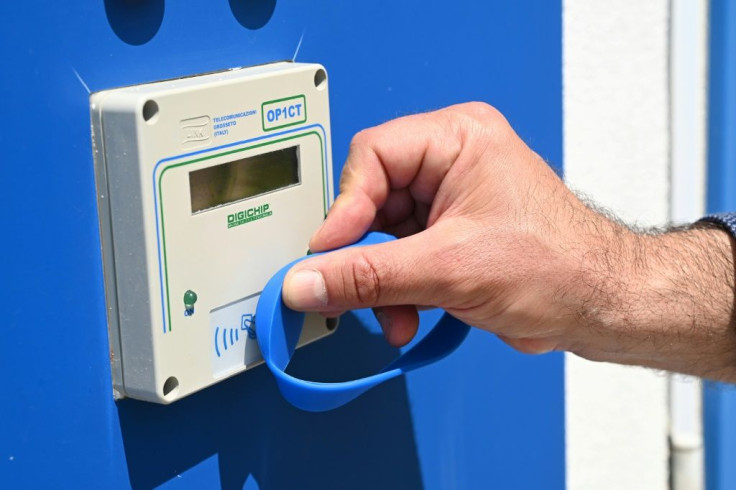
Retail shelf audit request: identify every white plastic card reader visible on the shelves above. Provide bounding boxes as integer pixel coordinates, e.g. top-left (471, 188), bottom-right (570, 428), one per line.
top-left (90, 62), bottom-right (336, 403)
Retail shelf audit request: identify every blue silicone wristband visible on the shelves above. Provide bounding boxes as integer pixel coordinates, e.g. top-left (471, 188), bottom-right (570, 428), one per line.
top-left (255, 231), bottom-right (471, 412)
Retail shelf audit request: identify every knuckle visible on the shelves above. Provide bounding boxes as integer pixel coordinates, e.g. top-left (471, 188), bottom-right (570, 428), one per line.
top-left (461, 101), bottom-right (503, 122)
top-left (345, 252), bottom-right (382, 305)
top-left (450, 102), bottom-right (508, 138)
top-left (349, 128), bottom-right (374, 150)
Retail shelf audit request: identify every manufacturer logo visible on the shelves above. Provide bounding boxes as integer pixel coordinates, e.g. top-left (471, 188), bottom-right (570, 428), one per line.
top-left (227, 203), bottom-right (272, 229)
top-left (179, 116), bottom-right (211, 149)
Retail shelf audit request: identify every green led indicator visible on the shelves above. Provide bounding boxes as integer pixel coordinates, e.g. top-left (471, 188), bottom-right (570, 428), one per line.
top-left (184, 290), bottom-right (198, 316)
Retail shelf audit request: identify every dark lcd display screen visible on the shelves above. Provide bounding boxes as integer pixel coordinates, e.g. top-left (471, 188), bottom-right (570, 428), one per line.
top-left (189, 146), bottom-right (300, 213)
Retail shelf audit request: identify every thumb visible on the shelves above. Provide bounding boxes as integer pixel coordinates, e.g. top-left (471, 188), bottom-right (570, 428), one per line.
top-left (282, 231), bottom-right (449, 312)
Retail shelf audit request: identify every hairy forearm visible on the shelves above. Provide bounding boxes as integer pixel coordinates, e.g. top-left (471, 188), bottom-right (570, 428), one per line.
top-left (570, 222), bottom-right (736, 381)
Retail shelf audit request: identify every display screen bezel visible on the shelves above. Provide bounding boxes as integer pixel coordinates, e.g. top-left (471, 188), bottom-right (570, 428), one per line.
top-left (188, 145), bottom-right (301, 214)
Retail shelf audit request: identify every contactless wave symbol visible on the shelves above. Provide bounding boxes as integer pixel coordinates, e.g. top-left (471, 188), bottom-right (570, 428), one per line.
top-left (214, 314), bottom-right (257, 358)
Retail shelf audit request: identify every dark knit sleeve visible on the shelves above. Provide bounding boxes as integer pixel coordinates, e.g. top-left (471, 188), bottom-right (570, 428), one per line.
top-left (699, 213), bottom-right (736, 238)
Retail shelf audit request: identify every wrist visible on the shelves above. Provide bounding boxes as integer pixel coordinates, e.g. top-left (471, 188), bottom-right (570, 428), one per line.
top-left (571, 223), bottom-right (736, 380)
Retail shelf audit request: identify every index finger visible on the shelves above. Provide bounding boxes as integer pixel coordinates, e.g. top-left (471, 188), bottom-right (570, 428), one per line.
top-left (309, 106), bottom-right (464, 252)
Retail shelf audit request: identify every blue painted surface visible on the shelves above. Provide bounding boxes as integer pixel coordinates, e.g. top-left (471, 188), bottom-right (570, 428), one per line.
top-left (706, 2), bottom-right (736, 489)
top-left (0, 1), bottom-right (563, 488)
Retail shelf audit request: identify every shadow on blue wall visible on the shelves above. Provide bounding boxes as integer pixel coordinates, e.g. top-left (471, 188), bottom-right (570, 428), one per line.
top-left (104, 0), bottom-right (165, 46)
top-left (104, 0), bottom-right (276, 46)
top-left (229, 0), bottom-right (277, 31)
top-left (117, 313), bottom-right (424, 489)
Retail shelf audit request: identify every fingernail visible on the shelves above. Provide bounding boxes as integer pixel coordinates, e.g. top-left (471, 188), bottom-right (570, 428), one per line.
top-left (283, 270), bottom-right (328, 309)
top-left (311, 220), bottom-right (326, 240)
top-left (375, 309), bottom-right (392, 333)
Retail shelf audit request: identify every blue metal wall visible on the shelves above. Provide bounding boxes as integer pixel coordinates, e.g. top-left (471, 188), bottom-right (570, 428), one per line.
top-left (0, 2), bottom-right (563, 488)
top-left (706, 1), bottom-right (736, 489)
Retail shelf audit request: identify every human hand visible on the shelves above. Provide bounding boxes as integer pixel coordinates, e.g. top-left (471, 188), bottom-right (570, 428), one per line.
top-left (282, 102), bottom-right (597, 352)
top-left (281, 102), bottom-right (736, 380)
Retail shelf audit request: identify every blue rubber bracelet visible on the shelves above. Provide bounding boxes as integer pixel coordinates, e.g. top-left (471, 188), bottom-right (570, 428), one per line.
top-left (255, 232), bottom-right (472, 412)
